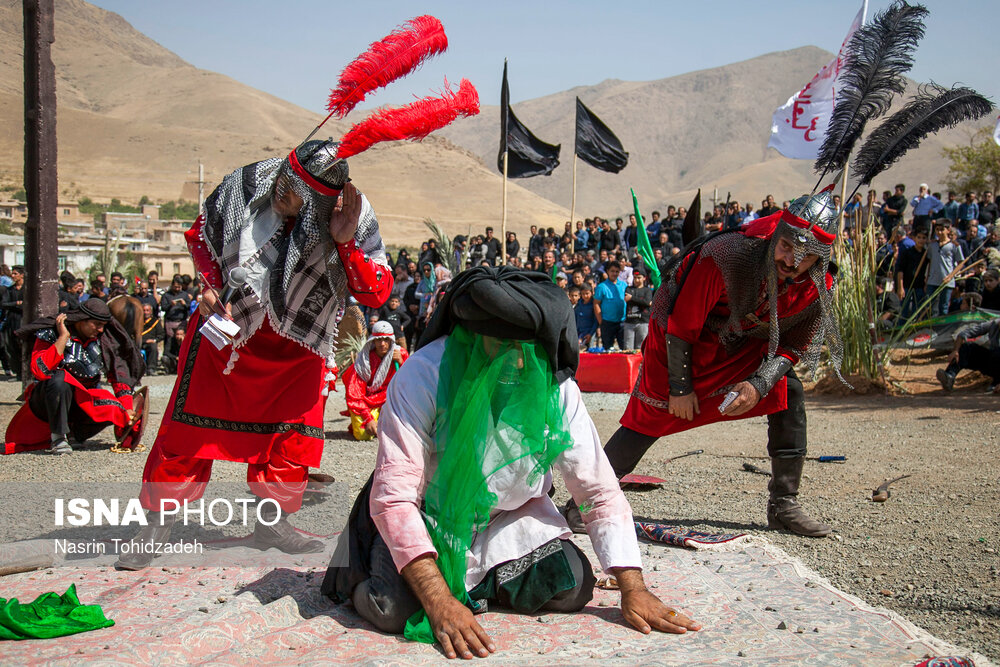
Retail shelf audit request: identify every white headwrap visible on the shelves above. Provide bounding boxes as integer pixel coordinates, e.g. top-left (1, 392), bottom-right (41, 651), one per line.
top-left (353, 320), bottom-right (396, 391)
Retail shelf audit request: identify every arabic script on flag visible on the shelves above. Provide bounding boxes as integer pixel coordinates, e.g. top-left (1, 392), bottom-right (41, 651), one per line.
top-left (768, 0), bottom-right (867, 160)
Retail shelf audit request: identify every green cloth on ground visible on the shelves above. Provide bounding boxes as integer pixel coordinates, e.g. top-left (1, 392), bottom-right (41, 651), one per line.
top-left (0, 584), bottom-right (114, 640)
top-left (403, 325), bottom-right (574, 644)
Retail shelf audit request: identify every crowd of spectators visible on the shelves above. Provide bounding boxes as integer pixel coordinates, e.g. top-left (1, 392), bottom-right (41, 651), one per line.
top-left (854, 184), bottom-right (1000, 327)
top-left (0, 268), bottom-right (205, 380)
top-left (362, 185), bottom-right (1000, 359)
top-left (2, 183), bottom-right (996, 381)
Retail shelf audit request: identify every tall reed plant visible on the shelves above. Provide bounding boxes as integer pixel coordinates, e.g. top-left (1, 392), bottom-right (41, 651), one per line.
top-left (831, 217), bottom-right (882, 380)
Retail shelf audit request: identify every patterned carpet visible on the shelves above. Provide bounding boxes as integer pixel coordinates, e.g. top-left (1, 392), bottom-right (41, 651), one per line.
top-left (0, 536), bottom-right (987, 666)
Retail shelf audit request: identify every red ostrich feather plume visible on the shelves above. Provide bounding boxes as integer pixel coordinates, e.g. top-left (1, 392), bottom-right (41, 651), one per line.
top-left (327, 15), bottom-right (448, 119)
top-left (336, 78), bottom-right (480, 159)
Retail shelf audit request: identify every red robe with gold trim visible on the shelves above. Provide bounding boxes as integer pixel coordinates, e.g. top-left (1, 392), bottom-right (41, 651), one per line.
top-left (144, 217), bottom-right (393, 469)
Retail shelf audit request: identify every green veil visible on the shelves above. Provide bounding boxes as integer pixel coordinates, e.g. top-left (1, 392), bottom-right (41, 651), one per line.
top-left (403, 325), bottom-right (574, 643)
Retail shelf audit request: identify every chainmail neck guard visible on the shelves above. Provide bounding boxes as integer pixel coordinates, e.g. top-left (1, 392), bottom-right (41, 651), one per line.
top-left (652, 225), bottom-right (845, 381)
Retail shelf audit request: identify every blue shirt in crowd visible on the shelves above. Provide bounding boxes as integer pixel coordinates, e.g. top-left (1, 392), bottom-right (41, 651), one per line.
top-left (910, 194), bottom-right (943, 217)
top-left (958, 202), bottom-right (979, 222)
top-left (594, 278), bottom-right (627, 323)
top-left (574, 300), bottom-right (598, 337)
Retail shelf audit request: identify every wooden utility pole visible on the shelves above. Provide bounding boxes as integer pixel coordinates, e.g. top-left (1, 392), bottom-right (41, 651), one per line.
top-left (22, 0), bottom-right (59, 384)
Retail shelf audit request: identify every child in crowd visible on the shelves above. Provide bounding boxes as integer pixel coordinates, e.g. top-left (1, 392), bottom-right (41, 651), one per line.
top-left (982, 269), bottom-right (1000, 310)
top-left (575, 284), bottom-right (598, 348)
top-left (567, 285), bottom-right (581, 306)
top-left (377, 294), bottom-right (412, 350)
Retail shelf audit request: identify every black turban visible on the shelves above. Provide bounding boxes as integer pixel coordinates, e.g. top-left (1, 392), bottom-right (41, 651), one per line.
top-left (417, 266), bottom-right (578, 381)
top-left (74, 298), bottom-right (112, 322)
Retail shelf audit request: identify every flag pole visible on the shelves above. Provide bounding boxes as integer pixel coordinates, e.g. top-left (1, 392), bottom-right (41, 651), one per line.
top-left (501, 150), bottom-right (508, 265)
top-left (838, 161), bottom-right (850, 236)
top-left (570, 152), bottom-right (577, 232)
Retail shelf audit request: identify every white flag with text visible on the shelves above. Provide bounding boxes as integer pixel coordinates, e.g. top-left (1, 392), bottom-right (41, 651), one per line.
top-left (768, 0), bottom-right (868, 160)
top-left (993, 115), bottom-right (1000, 147)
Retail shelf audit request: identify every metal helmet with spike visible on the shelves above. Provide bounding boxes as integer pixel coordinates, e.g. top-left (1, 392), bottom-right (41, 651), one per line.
top-left (775, 187), bottom-right (840, 268)
top-left (787, 189), bottom-right (839, 238)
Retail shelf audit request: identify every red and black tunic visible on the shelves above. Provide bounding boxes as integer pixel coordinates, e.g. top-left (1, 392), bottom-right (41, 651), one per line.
top-left (624, 251), bottom-right (825, 437)
top-left (3, 333), bottom-right (135, 454)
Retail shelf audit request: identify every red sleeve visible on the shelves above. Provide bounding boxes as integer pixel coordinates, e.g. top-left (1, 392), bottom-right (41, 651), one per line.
top-left (30, 338), bottom-right (62, 381)
top-left (186, 215), bottom-right (223, 289)
top-left (665, 254), bottom-right (726, 343)
top-left (337, 240), bottom-right (393, 309)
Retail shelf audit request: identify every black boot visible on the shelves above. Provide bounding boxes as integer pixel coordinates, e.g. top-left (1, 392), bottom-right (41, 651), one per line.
top-left (766, 457), bottom-right (832, 537)
top-left (114, 511), bottom-right (175, 570)
top-left (936, 361), bottom-right (959, 392)
top-left (253, 502), bottom-right (323, 554)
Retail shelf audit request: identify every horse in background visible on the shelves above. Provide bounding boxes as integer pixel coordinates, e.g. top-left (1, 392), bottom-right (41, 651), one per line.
top-left (107, 294), bottom-right (144, 347)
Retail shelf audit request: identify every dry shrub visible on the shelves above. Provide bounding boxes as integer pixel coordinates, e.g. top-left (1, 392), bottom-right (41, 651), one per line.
top-left (811, 372), bottom-right (890, 396)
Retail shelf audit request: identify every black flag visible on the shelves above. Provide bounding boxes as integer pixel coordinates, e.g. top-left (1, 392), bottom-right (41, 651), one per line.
top-left (498, 61), bottom-right (560, 178)
top-left (682, 188), bottom-right (703, 247)
top-left (575, 97), bottom-right (628, 173)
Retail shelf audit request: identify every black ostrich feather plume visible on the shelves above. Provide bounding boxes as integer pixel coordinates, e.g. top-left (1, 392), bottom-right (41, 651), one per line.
top-left (813, 1), bottom-right (928, 178)
top-left (853, 84), bottom-right (994, 185)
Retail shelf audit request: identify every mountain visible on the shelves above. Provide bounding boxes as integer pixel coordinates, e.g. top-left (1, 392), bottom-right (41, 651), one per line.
top-left (0, 0), bottom-right (568, 246)
top-left (1, 0), bottom-right (987, 247)
top-left (438, 47), bottom-right (989, 217)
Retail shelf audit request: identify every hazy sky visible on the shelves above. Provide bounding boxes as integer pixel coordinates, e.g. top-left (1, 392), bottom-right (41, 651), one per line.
top-left (86, 0), bottom-right (997, 114)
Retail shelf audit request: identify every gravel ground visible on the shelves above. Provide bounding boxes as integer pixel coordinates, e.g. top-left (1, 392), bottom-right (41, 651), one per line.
top-left (1, 369), bottom-right (997, 661)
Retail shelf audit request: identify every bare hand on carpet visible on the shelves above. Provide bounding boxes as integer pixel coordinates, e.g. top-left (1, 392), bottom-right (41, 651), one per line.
top-left (403, 554), bottom-right (497, 660)
top-left (613, 568), bottom-right (701, 635)
top-left (720, 381), bottom-right (761, 417)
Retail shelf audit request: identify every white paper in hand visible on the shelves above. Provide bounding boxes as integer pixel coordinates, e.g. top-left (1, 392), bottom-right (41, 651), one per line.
top-left (199, 314), bottom-right (241, 350)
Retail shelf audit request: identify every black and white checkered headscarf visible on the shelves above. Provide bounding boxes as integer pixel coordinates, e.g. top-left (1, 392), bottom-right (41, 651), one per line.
top-left (201, 155), bottom-right (386, 358)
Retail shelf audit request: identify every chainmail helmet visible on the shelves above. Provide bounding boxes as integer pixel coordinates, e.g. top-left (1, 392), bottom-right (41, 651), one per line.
top-left (275, 139), bottom-right (351, 222)
top-left (759, 188), bottom-right (845, 380)
top-left (783, 188), bottom-right (839, 267)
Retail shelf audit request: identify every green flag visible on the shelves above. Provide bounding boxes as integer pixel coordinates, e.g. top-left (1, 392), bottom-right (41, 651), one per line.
top-left (631, 188), bottom-right (662, 288)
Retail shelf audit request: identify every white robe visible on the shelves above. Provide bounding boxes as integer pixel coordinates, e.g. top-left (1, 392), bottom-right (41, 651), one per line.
top-left (370, 337), bottom-right (643, 590)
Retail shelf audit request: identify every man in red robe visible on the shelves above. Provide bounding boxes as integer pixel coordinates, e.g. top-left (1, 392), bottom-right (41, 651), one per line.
top-left (342, 321), bottom-right (407, 440)
top-left (116, 139), bottom-right (392, 569)
top-left (4, 299), bottom-right (146, 455)
top-left (570, 191), bottom-right (845, 537)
